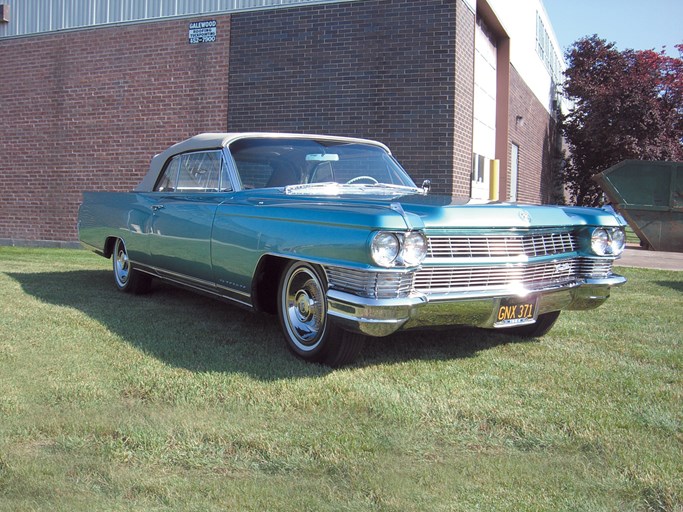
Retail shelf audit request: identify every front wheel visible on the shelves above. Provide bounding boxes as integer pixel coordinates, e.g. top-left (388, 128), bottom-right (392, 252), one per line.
top-left (112, 238), bottom-right (152, 294)
top-left (277, 261), bottom-right (365, 367)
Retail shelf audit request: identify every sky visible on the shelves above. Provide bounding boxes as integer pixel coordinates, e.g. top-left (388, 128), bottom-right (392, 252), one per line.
top-left (543, 0), bottom-right (682, 58)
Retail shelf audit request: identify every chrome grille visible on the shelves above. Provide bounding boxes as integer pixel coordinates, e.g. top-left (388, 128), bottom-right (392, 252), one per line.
top-left (326, 267), bottom-right (414, 299)
top-left (326, 240), bottom-right (615, 298)
top-left (577, 258), bottom-right (614, 278)
top-left (427, 231), bottom-right (577, 259)
top-left (414, 259), bottom-right (580, 293)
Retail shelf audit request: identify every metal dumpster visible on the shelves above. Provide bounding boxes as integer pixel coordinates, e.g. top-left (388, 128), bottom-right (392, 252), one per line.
top-left (593, 160), bottom-right (683, 252)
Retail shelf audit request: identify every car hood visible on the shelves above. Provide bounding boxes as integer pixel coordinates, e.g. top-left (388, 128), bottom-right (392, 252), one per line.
top-left (390, 194), bottom-right (624, 230)
top-left (233, 191), bottom-right (623, 230)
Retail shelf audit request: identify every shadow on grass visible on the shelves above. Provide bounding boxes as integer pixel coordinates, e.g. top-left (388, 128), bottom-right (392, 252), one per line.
top-left (655, 280), bottom-right (683, 293)
top-left (8, 270), bottom-right (527, 378)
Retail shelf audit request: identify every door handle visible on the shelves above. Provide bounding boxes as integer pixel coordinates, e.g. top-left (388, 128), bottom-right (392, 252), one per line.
top-left (151, 204), bottom-right (165, 212)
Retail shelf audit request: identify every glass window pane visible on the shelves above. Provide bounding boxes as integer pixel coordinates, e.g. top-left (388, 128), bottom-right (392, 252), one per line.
top-left (177, 151), bottom-right (222, 192)
top-left (510, 143), bottom-right (519, 202)
top-left (155, 156), bottom-right (180, 192)
top-left (228, 138), bottom-right (416, 189)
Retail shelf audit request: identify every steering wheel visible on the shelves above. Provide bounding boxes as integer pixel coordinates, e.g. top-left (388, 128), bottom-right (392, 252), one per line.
top-left (346, 175), bottom-right (379, 185)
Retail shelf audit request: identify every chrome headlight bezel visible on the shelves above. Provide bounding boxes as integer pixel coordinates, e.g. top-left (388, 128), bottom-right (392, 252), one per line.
top-left (370, 232), bottom-right (401, 267)
top-left (370, 231), bottom-right (427, 268)
top-left (402, 231), bottom-right (428, 266)
top-left (591, 227), bottom-right (625, 256)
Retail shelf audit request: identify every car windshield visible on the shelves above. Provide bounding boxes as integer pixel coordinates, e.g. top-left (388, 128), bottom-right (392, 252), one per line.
top-left (228, 138), bottom-right (419, 193)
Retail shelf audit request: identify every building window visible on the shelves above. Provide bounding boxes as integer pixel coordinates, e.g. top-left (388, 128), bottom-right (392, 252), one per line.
top-left (472, 153), bottom-right (487, 184)
top-left (509, 143), bottom-right (519, 202)
top-left (535, 12), bottom-right (562, 86)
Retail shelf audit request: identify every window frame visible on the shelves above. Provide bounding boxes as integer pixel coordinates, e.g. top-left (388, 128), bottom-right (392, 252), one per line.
top-left (509, 142), bottom-right (520, 203)
top-left (153, 149), bottom-right (234, 193)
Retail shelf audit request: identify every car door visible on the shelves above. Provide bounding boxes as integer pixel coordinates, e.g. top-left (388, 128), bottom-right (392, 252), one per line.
top-left (148, 150), bottom-right (231, 286)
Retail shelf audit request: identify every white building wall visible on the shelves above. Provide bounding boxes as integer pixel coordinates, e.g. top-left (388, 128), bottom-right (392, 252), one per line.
top-left (471, 19), bottom-right (498, 200)
top-left (487, 0), bottom-right (566, 114)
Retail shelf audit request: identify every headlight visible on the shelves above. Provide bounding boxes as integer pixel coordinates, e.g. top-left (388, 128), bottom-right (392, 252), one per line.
top-left (591, 227), bottom-right (625, 256)
top-left (371, 232), bottom-right (400, 267)
top-left (370, 231), bottom-right (427, 267)
top-left (402, 232), bottom-right (428, 266)
top-left (591, 228), bottom-right (610, 255)
top-left (610, 228), bottom-right (625, 255)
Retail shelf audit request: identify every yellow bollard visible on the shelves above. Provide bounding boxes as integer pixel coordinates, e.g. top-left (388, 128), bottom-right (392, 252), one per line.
top-left (489, 159), bottom-right (500, 201)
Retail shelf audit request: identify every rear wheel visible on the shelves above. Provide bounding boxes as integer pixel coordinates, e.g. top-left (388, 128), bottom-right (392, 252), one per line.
top-left (277, 261), bottom-right (365, 367)
top-left (112, 238), bottom-right (152, 294)
top-left (502, 311), bottom-right (561, 338)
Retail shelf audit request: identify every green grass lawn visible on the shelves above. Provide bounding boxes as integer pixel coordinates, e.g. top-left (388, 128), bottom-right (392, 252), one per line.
top-left (0, 247), bottom-right (681, 511)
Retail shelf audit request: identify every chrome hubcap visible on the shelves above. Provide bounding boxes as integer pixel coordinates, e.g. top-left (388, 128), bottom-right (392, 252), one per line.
top-left (295, 290), bottom-right (315, 321)
top-left (284, 266), bottom-right (325, 350)
top-left (114, 242), bottom-right (129, 285)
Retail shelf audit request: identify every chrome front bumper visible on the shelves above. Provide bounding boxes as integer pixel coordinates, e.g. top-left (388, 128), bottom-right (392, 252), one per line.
top-left (327, 274), bottom-right (627, 337)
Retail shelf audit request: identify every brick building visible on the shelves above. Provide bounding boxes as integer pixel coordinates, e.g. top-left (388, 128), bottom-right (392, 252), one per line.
top-left (0, 0), bottom-right (566, 246)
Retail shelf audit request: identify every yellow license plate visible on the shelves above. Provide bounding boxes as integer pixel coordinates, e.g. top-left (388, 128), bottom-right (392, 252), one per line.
top-left (495, 297), bottom-right (537, 326)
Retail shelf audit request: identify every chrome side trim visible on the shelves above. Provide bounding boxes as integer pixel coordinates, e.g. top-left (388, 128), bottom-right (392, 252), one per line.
top-left (132, 261), bottom-right (253, 308)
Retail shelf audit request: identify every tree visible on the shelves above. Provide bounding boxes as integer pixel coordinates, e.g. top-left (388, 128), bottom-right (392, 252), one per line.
top-left (561, 36), bottom-right (683, 206)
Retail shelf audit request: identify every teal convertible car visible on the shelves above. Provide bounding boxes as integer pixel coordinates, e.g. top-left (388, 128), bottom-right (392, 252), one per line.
top-left (78, 133), bottom-right (627, 366)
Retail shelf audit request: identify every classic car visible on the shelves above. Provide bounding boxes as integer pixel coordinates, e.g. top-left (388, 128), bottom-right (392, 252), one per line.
top-left (78, 133), bottom-right (627, 366)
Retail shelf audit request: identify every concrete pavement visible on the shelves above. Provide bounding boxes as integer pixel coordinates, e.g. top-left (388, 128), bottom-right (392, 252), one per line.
top-left (616, 244), bottom-right (683, 271)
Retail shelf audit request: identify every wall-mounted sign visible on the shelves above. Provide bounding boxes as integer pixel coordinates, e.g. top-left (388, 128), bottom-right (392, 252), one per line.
top-left (189, 20), bottom-right (216, 44)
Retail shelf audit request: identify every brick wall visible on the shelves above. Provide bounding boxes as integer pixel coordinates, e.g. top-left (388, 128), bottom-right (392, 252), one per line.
top-left (0, 16), bottom-right (230, 243)
top-left (227, 0), bottom-right (463, 195)
top-left (451, 1), bottom-right (475, 197)
top-left (507, 65), bottom-right (561, 204)
top-left (0, 0), bottom-right (560, 245)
